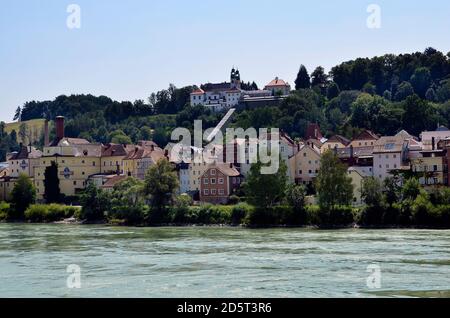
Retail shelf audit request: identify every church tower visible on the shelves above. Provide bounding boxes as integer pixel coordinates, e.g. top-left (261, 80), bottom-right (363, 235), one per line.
top-left (230, 67), bottom-right (241, 89)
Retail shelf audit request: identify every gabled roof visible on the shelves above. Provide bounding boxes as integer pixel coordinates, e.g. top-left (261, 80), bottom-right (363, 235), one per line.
top-left (101, 144), bottom-right (132, 157)
top-left (9, 146), bottom-right (42, 160)
top-left (203, 164), bottom-right (240, 177)
top-left (191, 88), bottom-right (205, 95)
top-left (50, 137), bottom-right (91, 147)
top-left (353, 130), bottom-right (379, 141)
top-left (395, 130), bottom-right (414, 139)
top-left (101, 175), bottom-right (127, 189)
top-left (124, 146), bottom-right (166, 162)
top-left (265, 77), bottom-right (289, 87)
top-left (327, 135), bottom-right (351, 146)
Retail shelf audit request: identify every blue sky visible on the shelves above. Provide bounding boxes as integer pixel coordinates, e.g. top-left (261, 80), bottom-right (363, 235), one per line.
top-left (1, 0), bottom-right (450, 122)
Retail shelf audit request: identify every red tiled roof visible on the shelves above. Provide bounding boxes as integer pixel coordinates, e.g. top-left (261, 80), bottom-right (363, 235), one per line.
top-left (101, 175), bottom-right (127, 189)
top-left (265, 77), bottom-right (289, 87)
top-left (327, 135), bottom-right (351, 146)
top-left (353, 130), bottom-right (379, 141)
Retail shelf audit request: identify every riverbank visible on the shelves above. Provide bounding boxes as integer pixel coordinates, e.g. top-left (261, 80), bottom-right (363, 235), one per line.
top-left (2, 202), bottom-right (450, 229)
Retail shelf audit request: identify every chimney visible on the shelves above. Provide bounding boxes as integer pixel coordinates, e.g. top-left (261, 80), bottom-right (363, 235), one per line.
top-left (151, 145), bottom-right (155, 151)
top-left (44, 120), bottom-right (50, 147)
top-left (55, 116), bottom-right (65, 141)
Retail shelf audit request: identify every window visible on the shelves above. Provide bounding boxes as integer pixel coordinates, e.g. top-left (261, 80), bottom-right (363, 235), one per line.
top-left (299, 170), bottom-right (303, 174)
top-left (211, 189), bottom-right (217, 195)
top-left (434, 165), bottom-right (438, 171)
top-left (93, 162), bottom-right (96, 166)
top-left (73, 181), bottom-right (77, 186)
top-left (211, 178), bottom-right (216, 184)
top-left (219, 189), bottom-right (225, 195)
top-left (204, 189), bottom-right (209, 195)
top-left (211, 169), bottom-right (216, 176)
top-left (204, 178), bottom-right (209, 185)
top-left (218, 178), bottom-right (224, 184)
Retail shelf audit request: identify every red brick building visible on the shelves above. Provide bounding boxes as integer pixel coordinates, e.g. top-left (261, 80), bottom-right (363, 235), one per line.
top-left (199, 164), bottom-right (242, 204)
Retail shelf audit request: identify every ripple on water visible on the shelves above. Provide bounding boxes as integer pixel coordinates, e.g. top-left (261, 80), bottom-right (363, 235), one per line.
top-left (0, 224), bottom-right (449, 298)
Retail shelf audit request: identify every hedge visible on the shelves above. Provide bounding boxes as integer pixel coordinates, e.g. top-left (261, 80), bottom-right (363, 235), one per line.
top-left (25, 204), bottom-right (81, 223)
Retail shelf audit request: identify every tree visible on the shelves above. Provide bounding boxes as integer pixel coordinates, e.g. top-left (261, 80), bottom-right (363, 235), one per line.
top-left (10, 174), bottom-right (36, 219)
top-left (311, 66), bottom-right (328, 87)
top-left (316, 151), bottom-right (353, 210)
top-left (79, 183), bottom-right (111, 221)
top-left (19, 123), bottom-right (29, 145)
top-left (402, 178), bottom-right (421, 202)
top-left (401, 94), bottom-right (436, 136)
top-left (383, 177), bottom-right (401, 206)
top-left (109, 177), bottom-right (147, 224)
top-left (425, 88), bottom-right (438, 102)
top-left (13, 107), bottom-right (21, 121)
top-left (295, 65), bottom-right (311, 90)
top-left (326, 82), bottom-right (340, 100)
top-left (285, 183), bottom-right (306, 210)
top-left (245, 160), bottom-right (288, 208)
top-left (44, 161), bottom-right (61, 203)
top-left (394, 81), bottom-right (414, 101)
top-left (144, 159), bottom-right (179, 222)
top-left (361, 177), bottom-right (383, 207)
top-left (410, 67), bottom-right (432, 98)
top-left (140, 126), bottom-right (153, 141)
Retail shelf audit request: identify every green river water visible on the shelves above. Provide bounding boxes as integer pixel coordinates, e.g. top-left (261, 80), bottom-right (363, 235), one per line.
top-left (0, 224), bottom-right (448, 298)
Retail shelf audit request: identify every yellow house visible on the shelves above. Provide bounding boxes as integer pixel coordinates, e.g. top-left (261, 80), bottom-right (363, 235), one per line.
top-left (34, 139), bottom-right (103, 199)
top-left (100, 144), bottom-right (135, 175)
top-left (321, 135), bottom-right (351, 154)
top-left (350, 130), bottom-right (379, 148)
top-left (410, 150), bottom-right (445, 186)
top-left (123, 144), bottom-right (166, 180)
top-left (7, 145), bottom-right (42, 178)
top-left (0, 177), bottom-right (16, 202)
top-left (288, 144), bottom-right (321, 185)
top-left (347, 167), bottom-right (372, 206)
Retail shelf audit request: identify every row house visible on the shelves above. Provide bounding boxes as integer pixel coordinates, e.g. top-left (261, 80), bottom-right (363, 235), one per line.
top-left (288, 144), bottom-right (321, 186)
top-left (199, 164), bottom-right (242, 204)
top-left (123, 143), bottom-right (166, 180)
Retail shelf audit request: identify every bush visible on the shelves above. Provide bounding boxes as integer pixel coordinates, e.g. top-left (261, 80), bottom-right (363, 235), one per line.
top-left (228, 195), bottom-right (240, 205)
top-left (307, 205), bottom-right (355, 227)
top-left (196, 205), bottom-right (233, 224)
top-left (0, 202), bottom-right (11, 221)
top-left (231, 203), bottom-right (253, 225)
top-left (244, 206), bottom-right (306, 226)
top-left (25, 204), bottom-right (81, 223)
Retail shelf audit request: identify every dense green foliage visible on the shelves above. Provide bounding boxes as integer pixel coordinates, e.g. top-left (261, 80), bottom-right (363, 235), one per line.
top-left (0, 122), bottom-right (20, 161)
top-left (359, 177), bottom-right (450, 227)
top-left (244, 160), bottom-right (288, 207)
top-left (10, 174), bottom-right (36, 220)
top-left (44, 161), bottom-right (61, 203)
top-left (144, 159), bottom-right (179, 222)
top-left (316, 151), bottom-right (353, 210)
top-left (108, 177), bottom-right (148, 225)
top-left (78, 183), bottom-right (111, 221)
top-left (24, 204), bottom-right (80, 223)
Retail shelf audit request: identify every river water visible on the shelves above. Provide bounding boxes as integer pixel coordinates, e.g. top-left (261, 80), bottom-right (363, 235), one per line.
top-left (0, 224), bottom-right (448, 298)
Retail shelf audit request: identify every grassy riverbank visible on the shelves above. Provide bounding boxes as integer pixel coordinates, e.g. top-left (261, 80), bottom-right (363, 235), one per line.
top-left (1, 202), bottom-right (449, 229)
